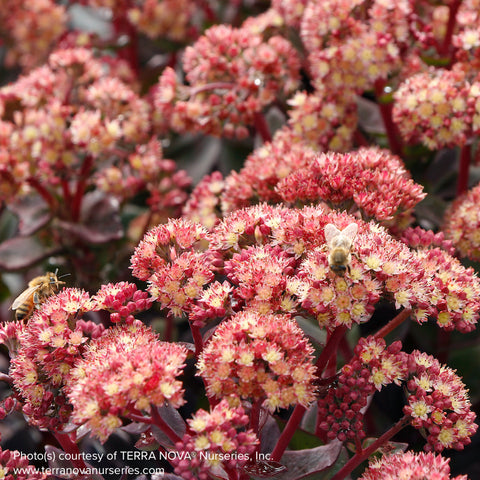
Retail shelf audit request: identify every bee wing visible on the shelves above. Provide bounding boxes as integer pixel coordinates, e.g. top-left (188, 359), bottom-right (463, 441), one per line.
top-left (10, 285), bottom-right (41, 310)
top-left (341, 223), bottom-right (359, 242)
top-left (324, 223), bottom-right (342, 245)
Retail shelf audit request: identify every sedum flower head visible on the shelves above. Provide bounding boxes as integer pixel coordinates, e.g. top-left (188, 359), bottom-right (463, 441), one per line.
top-left (0, 447), bottom-right (47, 480)
top-left (197, 311), bottom-right (317, 411)
top-left (182, 171), bottom-right (225, 230)
top-left (0, 0), bottom-right (67, 70)
top-left (92, 281), bottom-right (153, 324)
top-left (68, 323), bottom-right (187, 443)
top-left (154, 25), bottom-right (300, 138)
top-left (130, 218), bottom-right (213, 317)
top-left (276, 147), bottom-right (426, 224)
top-left (171, 398), bottom-right (258, 480)
top-left (317, 336), bottom-right (408, 442)
top-left (360, 451), bottom-right (468, 480)
top-left (443, 183), bottom-right (480, 261)
top-left (404, 351), bottom-right (477, 452)
top-left (10, 289), bottom-right (102, 430)
top-left (413, 247), bottom-right (480, 333)
top-left (286, 89), bottom-right (358, 152)
top-left (301, 0), bottom-right (402, 93)
top-left (393, 68), bottom-right (472, 150)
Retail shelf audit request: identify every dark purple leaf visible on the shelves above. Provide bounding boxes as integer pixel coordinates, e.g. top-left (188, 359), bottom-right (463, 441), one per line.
top-left (357, 96), bottom-right (385, 134)
top-left (150, 404), bottom-right (187, 449)
top-left (259, 415), bottom-right (281, 453)
top-left (250, 441), bottom-right (344, 480)
top-left (0, 236), bottom-right (61, 270)
top-left (243, 459), bottom-right (287, 478)
top-left (122, 422), bottom-right (150, 435)
top-left (8, 194), bottom-right (51, 236)
top-left (57, 191), bottom-right (123, 244)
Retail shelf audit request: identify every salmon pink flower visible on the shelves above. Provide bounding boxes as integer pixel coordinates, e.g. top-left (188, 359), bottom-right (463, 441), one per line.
top-left (68, 323), bottom-right (187, 443)
top-left (360, 451), bottom-right (468, 480)
top-left (404, 351), bottom-right (477, 452)
top-left (197, 311), bottom-right (317, 411)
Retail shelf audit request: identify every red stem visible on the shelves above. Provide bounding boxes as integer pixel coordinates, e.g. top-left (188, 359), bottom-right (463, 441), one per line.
top-left (53, 432), bottom-right (88, 469)
top-left (190, 323), bottom-right (204, 358)
top-left (253, 112), bottom-right (272, 143)
top-left (150, 406), bottom-right (183, 444)
top-left (329, 415), bottom-right (410, 480)
top-left (456, 144), bottom-right (471, 196)
top-left (27, 178), bottom-right (58, 212)
top-left (270, 404), bottom-right (306, 462)
top-left (440, 0), bottom-right (462, 58)
top-left (71, 155), bottom-right (94, 222)
top-left (374, 309), bottom-right (412, 339)
top-left (249, 399), bottom-right (262, 435)
top-left (113, 10), bottom-right (139, 76)
top-left (270, 326), bottom-right (347, 461)
top-left (315, 326), bottom-right (347, 376)
top-left (374, 80), bottom-right (403, 156)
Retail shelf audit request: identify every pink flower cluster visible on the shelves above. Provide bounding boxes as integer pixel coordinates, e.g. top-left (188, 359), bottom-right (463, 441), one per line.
top-left (11, 289), bottom-right (102, 430)
top-left (197, 311), bottom-right (317, 411)
top-left (0, 47), bottom-right (190, 216)
top-left (360, 451), bottom-right (468, 480)
top-left (92, 281), bottom-right (153, 323)
top-left (317, 336), bottom-right (408, 442)
top-left (404, 351), bottom-right (477, 452)
top-left (67, 323), bottom-right (187, 442)
top-left (171, 399), bottom-right (258, 480)
top-left (393, 68), bottom-right (473, 149)
top-left (212, 143), bottom-right (425, 228)
top-left (153, 24), bottom-right (300, 138)
top-left (0, 0), bottom-right (67, 70)
top-left (130, 219), bottom-right (213, 318)
top-left (443, 183), bottom-right (480, 261)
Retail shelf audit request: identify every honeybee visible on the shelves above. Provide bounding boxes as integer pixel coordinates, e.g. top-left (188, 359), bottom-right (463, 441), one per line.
top-left (10, 271), bottom-right (65, 321)
top-left (324, 222), bottom-right (358, 276)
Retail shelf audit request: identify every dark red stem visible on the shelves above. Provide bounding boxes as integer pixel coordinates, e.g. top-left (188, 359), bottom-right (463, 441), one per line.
top-left (440, 0), bottom-right (462, 58)
top-left (456, 144), bottom-right (471, 196)
top-left (190, 323), bottom-right (204, 358)
top-left (329, 415), bottom-right (410, 480)
top-left (113, 10), bottom-right (139, 76)
top-left (270, 404), bottom-right (306, 462)
top-left (53, 432), bottom-right (89, 469)
top-left (71, 155), bottom-right (94, 222)
top-left (374, 80), bottom-right (403, 156)
top-left (374, 309), bottom-right (412, 339)
top-left (27, 178), bottom-right (58, 212)
top-left (253, 112), bottom-right (272, 143)
top-left (249, 399), bottom-right (262, 434)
